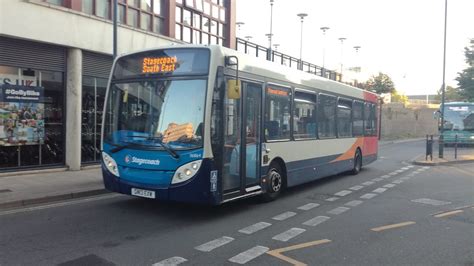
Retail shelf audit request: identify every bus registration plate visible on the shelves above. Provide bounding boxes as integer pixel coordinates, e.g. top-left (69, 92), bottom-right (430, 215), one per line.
top-left (131, 188), bottom-right (156, 199)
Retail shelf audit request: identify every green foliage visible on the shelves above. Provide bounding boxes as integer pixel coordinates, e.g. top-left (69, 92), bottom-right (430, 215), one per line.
top-left (456, 39), bottom-right (474, 101)
top-left (364, 72), bottom-right (395, 94)
top-left (391, 90), bottom-right (408, 104)
top-left (435, 86), bottom-right (463, 102)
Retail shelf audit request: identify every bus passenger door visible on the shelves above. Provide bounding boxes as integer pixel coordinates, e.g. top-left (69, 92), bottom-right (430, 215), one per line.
top-left (222, 81), bottom-right (262, 196)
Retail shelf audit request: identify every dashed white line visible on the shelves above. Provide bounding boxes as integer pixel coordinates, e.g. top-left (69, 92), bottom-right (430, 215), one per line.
top-left (362, 181), bottom-right (375, 186)
top-left (152, 257), bottom-right (187, 266)
top-left (373, 178), bottom-right (384, 182)
top-left (239, 222), bottom-right (272, 235)
top-left (392, 180), bottom-right (404, 184)
top-left (395, 169), bottom-right (404, 173)
top-left (373, 188), bottom-right (387, 193)
top-left (389, 172), bottom-right (398, 176)
top-left (360, 193), bottom-right (378, 199)
top-left (401, 167), bottom-right (410, 170)
top-left (327, 206), bottom-right (350, 215)
top-left (349, 185), bottom-right (364, 191)
top-left (400, 177), bottom-right (411, 180)
top-left (383, 184), bottom-right (396, 188)
top-left (272, 211), bottom-right (297, 221)
top-left (381, 175), bottom-right (391, 179)
top-left (195, 236), bottom-right (234, 252)
top-left (272, 228), bottom-right (306, 242)
top-left (325, 197), bottom-right (339, 202)
top-left (303, 216), bottom-right (331, 226)
top-left (411, 198), bottom-right (451, 206)
top-left (334, 190), bottom-right (352, 197)
top-left (297, 203), bottom-right (320, 211)
top-left (228, 246), bottom-right (269, 264)
top-left (422, 166), bottom-right (430, 169)
top-left (345, 200), bottom-right (363, 207)
top-left (407, 165), bottom-right (415, 168)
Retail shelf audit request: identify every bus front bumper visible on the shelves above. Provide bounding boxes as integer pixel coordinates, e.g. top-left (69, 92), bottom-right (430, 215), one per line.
top-left (101, 158), bottom-right (221, 205)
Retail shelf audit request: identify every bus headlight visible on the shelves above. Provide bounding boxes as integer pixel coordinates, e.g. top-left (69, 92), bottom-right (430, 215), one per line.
top-left (172, 160), bottom-right (202, 184)
top-left (102, 152), bottom-right (120, 177)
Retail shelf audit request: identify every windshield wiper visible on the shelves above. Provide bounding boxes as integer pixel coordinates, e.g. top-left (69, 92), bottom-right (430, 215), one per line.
top-left (145, 137), bottom-right (180, 159)
top-left (110, 141), bottom-right (134, 154)
top-left (116, 136), bottom-right (180, 159)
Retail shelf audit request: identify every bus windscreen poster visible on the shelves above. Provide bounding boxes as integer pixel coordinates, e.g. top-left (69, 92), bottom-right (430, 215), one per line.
top-left (0, 84), bottom-right (45, 146)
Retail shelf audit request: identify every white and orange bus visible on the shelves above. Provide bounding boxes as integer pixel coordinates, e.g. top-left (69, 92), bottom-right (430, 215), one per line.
top-left (101, 45), bottom-right (379, 204)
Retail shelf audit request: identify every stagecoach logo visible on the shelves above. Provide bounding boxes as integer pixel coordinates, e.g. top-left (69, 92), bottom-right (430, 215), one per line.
top-left (124, 155), bottom-right (160, 166)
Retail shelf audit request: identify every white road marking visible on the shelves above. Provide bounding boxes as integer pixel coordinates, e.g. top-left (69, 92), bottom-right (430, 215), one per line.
top-left (195, 236), bottom-right (234, 252)
top-left (325, 197), bottom-right (339, 202)
top-left (272, 228), bottom-right (306, 242)
top-left (360, 193), bottom-right (378, 199)
top-left (303, 216), bottom-right (331, 226)
top-left (400, 177), bottom-right (411, 180)
top-left (373, 188), bottom-right (387, 193)
top-left (362, 181), bottom-right (375, 186)
top-left (381, 175), bottom-right (391, 179)
top-left (373, 178), bottom-right (384, 182)
top-left (297, 203), bottom-right (320, 211)
top-left (239, 222), bottom-right (272, 235)
top-left (153, 257), bottom-right (187, 266)
top-left (411, 198), bottom-right (451, 206)
top-left (345, 200), bottom-right (363, 207)
top-left (349, 185), bottom-right (364, 191)
top-left (383, 184), bottom-right (396, 188)
top-left (392, 180), bottom-right (404, 184)
top-left (334, 190), bottom-right (352, 197)
top-left (228, 246), bottom-right (269, 264)
top-left (327, 206), bottom-right (350, 215)
top-left (272, 211), bottom-right (297, 221)
top-left (407, 173), bottom-right (417, 177)
top-left (395, 169), bottom-right (404, 173)
top-left (389, 172), bottom-right (398, 176)
top-left (423, 166), bottom-right (430, 169)
top-left (407, 165), bottom-right (415, 168)
top-left (401, 167), bottom-right (410, 170)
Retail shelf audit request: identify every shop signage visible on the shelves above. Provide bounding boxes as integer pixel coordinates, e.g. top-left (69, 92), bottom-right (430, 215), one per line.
top-left (0, 84), bottom-right (44, 103)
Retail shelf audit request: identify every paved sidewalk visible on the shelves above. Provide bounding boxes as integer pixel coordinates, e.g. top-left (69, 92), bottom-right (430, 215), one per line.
top-left (413, 147), bottom-right (474, 166)
top-left (0, 166), bottom-right (107, 210)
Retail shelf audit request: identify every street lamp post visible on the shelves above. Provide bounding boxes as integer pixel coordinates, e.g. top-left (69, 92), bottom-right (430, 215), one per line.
top-left (236, 21), bottom-right (245, 37)
top-left (113, 0), bottom-right (118, 59)
top-left (338, 37), bottom-right (347, 79)
top-left (269, 0), bottom-right (275, 49)
top-left (273, 43), bottom-right (280, 51)
top-left (353, 46), bottom-right (361, 86)
top-left (297, 13), bottom-right (308, 70)
top-left (320, 26), bottom-right (330, 77)
top-left (439, 0), bottom-right (448, 158)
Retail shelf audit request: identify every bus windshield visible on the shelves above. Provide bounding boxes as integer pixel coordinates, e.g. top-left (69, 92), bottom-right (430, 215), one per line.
top-left (443, 104), bottom-right (474, 131)
top-left (103, 79), bottom-right (206, 150)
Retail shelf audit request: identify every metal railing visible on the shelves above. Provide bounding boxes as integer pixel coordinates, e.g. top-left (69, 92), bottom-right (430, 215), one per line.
top-left (235, 38), bottom-right (341, 82)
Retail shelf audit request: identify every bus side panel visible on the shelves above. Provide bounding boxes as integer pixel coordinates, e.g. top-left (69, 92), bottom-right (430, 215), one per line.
top-left (363, 136), bottom-right (378, 165)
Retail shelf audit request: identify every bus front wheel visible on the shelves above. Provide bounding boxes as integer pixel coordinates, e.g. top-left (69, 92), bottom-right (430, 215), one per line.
top-left (262, 163), bottom-right (284, 202)
top-left (351, 149), bottom-right (362, 175)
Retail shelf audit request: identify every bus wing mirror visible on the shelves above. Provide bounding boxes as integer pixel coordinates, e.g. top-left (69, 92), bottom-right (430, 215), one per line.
top-left (227, 79), bottom-right (241, 99)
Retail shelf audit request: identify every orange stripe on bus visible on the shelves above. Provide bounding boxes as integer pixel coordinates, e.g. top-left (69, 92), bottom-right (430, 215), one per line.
top-left (330, 137), bottom-right (364, 162)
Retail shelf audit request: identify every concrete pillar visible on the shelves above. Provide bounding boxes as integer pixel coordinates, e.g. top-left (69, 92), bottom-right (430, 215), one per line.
top-left (66, 48), bottom-right (82, 171)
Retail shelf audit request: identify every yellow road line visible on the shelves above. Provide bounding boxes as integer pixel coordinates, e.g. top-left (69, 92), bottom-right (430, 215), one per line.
top-left (267, 239), bottom-right (331, 266)
top-left (434, 210), bottom-right (464, 218)
top-left (371, 221), bottom-right (416, 232)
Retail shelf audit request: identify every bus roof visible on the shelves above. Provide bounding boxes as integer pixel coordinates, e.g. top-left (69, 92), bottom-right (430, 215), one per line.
top-left (115, 44), bottom-right (379, 102)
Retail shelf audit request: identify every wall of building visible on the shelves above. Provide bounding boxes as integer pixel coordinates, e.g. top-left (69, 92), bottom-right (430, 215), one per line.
top-left (381, 103), bottom-right (438, 139)
top-left (0, 0), bottom-right (178, 56)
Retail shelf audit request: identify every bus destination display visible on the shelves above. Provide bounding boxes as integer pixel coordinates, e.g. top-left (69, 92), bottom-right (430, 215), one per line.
top-left (142, 56), bottom-right (178, 74)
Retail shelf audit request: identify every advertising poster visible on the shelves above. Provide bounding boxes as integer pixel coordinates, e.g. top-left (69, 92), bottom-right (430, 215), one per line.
top-left (0, 84), bottom-right (45, 146)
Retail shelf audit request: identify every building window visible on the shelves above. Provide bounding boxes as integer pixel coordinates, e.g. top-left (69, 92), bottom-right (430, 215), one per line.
top-left (82, 0), bottom-right (94, 15)
top-left (141, 13), bottom-right (152, 31)
top-left (0, 66), bottom-right (65, 169)
top-left (127, 8), bottom-right (139, 27)
top-left (45, 0), bottom-right (65, 6)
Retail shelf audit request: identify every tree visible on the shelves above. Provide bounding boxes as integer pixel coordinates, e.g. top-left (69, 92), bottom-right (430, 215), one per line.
top-left (391, 91), bottom-right (408, 104)
top-left (364, 72), bottom-right (395, 94)
top-left (435, 86), bottom-right (463, 102)
top-left (455, 38), bottom-right (474, 101)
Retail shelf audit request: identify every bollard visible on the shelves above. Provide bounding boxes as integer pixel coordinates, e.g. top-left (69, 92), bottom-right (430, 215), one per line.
top-left (426, 135), bottom-right (433, 161)
top-left (455, 134), bottom-right (458, 160)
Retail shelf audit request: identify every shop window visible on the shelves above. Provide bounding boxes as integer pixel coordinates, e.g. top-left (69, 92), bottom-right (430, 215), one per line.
top-left (0, 66), bottom-right (65, 169)
top-left (318, 94), bottom-right (336, 138)
top-left (265, 85), bottom-right (291, 141)
top-left (82, 77), bottom-right (107, 163)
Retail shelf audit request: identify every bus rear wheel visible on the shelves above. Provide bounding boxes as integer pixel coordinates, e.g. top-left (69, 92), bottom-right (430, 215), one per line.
top-left (351, 149), bottom-right (362, 175)
top-left (262, 163), bottom-right (284, 202)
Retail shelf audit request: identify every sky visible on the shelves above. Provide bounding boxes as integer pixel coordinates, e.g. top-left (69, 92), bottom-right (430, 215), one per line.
top-left (236, 0), bottom-right (474, 96)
